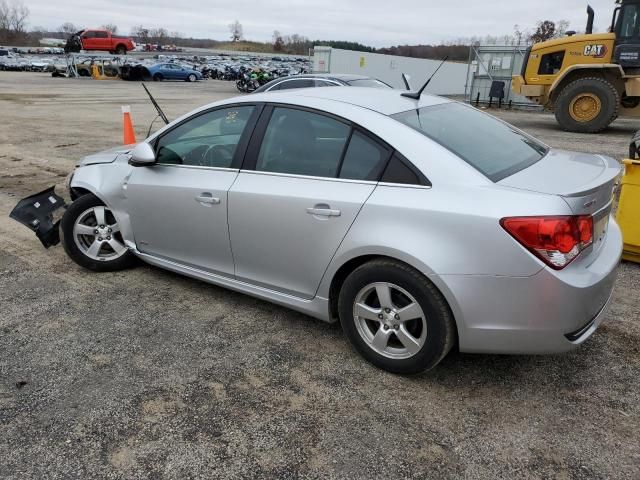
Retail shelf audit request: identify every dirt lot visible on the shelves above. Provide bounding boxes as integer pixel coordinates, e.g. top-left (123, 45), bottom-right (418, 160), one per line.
top-left (0, 72), bottom-right (639, 479)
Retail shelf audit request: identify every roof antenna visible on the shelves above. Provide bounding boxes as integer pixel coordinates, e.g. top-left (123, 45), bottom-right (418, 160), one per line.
top-left (401, 73), bottom-right (412, 91)
top-left (401, 56), bottom-right (448, 99)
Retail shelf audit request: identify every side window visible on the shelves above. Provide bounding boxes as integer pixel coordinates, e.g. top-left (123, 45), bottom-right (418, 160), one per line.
top-left (256, 107), bottom-right (350, 177)
top-left (82, 31), bottom-right (95, 38)
top-left (315, 80), bottom-right (339, 87)
top-left (156, 106), bottom-right (255, 167)
top-left (277, 79), bottom-right (315, 90)
top-left (267, 82), bottom-right (282, 91)
top-left (620, 5), bottom-right (639, 38)
top-left (538, 51), bottom-right (565, 75)
top-left (95, 31), bottom-right (108, 38)
top-left (339, 131), bottom-right (390, 181)
top-left (381, 153), bottom-right (430, 186)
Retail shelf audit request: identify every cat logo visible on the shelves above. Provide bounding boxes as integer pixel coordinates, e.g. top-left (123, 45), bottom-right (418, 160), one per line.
top-left (583, 44), bottom-right (607, 58)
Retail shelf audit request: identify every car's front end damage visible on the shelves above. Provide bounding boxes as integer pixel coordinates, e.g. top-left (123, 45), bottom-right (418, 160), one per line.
top-left (10, 145), bottom-right (134, 248)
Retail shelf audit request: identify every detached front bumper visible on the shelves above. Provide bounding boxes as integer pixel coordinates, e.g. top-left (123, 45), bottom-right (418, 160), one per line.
top-left (443, 218), bottom-right (622, 355)
top-left (9, 186), bottom-right (67, 248)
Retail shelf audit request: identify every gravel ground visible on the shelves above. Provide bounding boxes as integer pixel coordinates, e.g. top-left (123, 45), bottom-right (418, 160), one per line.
top-left (0, 73), bottom-right (639, 479)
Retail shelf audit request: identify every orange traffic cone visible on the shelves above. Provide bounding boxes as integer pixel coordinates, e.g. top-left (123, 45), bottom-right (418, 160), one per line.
top-left (122, 105), bottom-right (137, 145)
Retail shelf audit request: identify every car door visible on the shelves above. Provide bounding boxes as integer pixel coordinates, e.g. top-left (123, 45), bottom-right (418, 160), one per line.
top-left (162, 63), bottom-right (176, 80)
top-left (125, 104), bottom-right (261, 276)
top-left (228, 105), bottom-right (392, 299)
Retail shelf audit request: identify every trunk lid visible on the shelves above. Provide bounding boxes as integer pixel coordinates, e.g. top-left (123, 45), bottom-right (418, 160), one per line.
top-left (499, 149), bottom-right (621, 215)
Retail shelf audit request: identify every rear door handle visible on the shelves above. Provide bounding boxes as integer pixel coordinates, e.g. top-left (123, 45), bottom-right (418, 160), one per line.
top-left (195, 194), bottom-right (220, 205)
top-left (306, 206), bottom-right (341, 217)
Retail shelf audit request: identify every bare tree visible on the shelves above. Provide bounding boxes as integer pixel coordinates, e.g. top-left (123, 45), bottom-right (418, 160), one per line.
top-left (101, 23), bottom-right (118, 34)
top-left (273, 30), bottom-right (284, 51)
top-left (530, 20), bottom-right (556, 43)
top-left (59, 21), bottom-right (77, 37)
top-left (149, 27), bottom-right (168, 43)
top-left (229, 20), bottom-right (242, 42)
top-left (554, 19), bottom-right (570, 38)
top-left (131, 24), bottom-right (150, 43)
top-left (7, 0), bottom-right (28, 34)
top-left (0, 0), bottom-right (10, 31)
top-left (0, 0), bottom-right (29, 42)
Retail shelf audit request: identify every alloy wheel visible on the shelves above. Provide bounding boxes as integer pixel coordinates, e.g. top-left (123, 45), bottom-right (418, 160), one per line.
top-left (73, 206), bottom-right (127, 261)
top-left (353, 282), bottom-right (427, 359)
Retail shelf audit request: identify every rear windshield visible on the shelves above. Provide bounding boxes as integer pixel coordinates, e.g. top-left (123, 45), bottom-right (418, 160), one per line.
top-left (346, 78), bottom-right (391, 89)
top-left (391, 102), bottom-right (548, 181)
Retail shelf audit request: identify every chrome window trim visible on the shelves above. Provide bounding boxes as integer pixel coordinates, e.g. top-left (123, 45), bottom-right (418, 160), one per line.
top-left (239, 169), bottom-right (377, 185)
top-left (377, 182), bottom-right (433, 190)
top-left (265, 78), bottom-right (342, 92)
top-left (152, 164), bottom-right (239, 173)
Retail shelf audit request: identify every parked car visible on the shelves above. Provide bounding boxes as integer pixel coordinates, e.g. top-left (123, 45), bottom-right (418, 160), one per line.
top-left (53, 88), bottom-right (621, 374)
top-left (64, 29), bottom-right (135, 55)
top-left (253, 73), bottom-right (392, 93)
top-left (147, 63), bottom-right (203, 82)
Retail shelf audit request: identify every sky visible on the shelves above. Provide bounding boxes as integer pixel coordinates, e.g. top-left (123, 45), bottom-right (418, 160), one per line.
top-left (24, 0), bottom-right (616, 47)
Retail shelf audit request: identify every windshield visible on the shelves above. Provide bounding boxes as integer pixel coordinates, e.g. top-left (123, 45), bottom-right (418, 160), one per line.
top-left (391, 102), bottom-right (548, 181)
top-left (346, 78), bottom-right (391, 89)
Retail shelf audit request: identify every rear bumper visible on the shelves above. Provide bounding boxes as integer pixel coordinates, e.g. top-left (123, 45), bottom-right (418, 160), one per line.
top-left (442, 218), bottom-right (622, 354)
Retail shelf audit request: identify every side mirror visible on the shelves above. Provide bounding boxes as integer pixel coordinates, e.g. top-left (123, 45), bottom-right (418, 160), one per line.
top-left (129, 142), bottom-right (156, 166)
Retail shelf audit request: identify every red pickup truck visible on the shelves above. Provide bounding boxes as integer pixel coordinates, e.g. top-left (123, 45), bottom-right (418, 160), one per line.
top-left (64, 29), bottom-right (136, 55)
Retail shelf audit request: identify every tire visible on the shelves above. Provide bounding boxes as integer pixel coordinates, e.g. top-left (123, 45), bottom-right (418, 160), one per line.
top-left (338, 259), bottom-right (456, 374)
top-left (188, 73), bottom-right (197, 82)
top-left (554, 77), bottom-right (620, 133)
top-left (153, 73), bottom-right (163, 82)
top-left (60, 193), bottom-right (136, 272)
top-left (115, 45), bottom-right (126, 55)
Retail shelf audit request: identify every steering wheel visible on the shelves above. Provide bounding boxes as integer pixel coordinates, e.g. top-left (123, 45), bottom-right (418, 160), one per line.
top-left (182, 145), bottom-right (208, 166)
top-left (202, 144), bottom-right (234, 167)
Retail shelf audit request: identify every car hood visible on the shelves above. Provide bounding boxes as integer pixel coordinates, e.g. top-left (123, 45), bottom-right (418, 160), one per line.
top-left (77, 145), bottom-right (133, 166)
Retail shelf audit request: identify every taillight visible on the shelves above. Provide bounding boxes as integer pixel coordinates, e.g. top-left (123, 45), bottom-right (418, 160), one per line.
top-left (500, 215), bottom-right (593, 269)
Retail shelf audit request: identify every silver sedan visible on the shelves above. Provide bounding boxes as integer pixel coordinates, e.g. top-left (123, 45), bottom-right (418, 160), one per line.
top-left (60, 87), bottom-right (622, 373)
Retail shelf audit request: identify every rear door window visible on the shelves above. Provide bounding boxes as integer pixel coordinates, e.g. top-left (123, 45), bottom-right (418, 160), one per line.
top-left (255, 107), bottom-right (350, 177)
top-left (391, 102), bottom-right (548, 181)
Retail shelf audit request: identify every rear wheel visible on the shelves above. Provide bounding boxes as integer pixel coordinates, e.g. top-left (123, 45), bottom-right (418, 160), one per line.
top-left (554, 77), bottom-right (619, 133)
top-left (60, 193), bottom-right (135, 272)
top-left (338, 259), bottom-right (456, 374)
top-left (153, 73), bottom-right (163, 82)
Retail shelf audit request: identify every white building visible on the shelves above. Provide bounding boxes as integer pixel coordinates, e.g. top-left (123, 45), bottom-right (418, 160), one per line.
top-left (313, 46), bottom-right (468, 95)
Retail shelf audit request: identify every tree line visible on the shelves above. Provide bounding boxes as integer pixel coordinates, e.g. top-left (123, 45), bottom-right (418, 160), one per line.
top-left (1, 3), bottom-right (575, 62)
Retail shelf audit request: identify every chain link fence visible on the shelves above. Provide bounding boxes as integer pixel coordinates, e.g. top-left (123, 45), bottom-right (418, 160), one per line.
top-left (465, 44), bottom-right (540, 108)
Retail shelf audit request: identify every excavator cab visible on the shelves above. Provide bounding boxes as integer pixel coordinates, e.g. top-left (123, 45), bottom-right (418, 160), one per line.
top-left (613, 1), bottom-right (640, 67)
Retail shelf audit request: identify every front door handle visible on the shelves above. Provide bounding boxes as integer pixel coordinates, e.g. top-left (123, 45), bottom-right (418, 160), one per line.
top-left (195, 194), bottom-right (220, 205)
top-left (306, 205), bottom-right (341, 217)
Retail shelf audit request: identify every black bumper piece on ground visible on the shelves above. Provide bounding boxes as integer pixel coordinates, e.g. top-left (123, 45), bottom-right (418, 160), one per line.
top-left (9, 186), bottom-right (67, 248)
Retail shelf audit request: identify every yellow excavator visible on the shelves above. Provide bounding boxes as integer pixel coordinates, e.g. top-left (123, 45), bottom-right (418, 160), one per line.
top-left (513, 1), bottom-right (640, 132)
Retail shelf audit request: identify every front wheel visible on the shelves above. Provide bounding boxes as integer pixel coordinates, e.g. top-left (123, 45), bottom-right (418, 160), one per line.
top-left (115, 45), bottom-right (127, 55)
top-left (338, 259), bottom-right (456, 374)
top-left (153, 73), bottom-right (163, 82)
top-left (60, 193), bottom-right (136, 272)
top-left (188, 73), bottom-right (197, 82)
